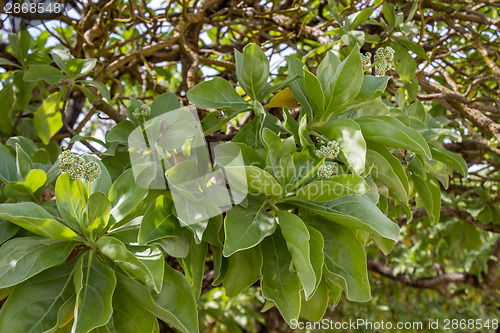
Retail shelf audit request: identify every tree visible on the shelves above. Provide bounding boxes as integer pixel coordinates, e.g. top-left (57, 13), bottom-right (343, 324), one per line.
top-left (0, 0), bottom-right (498, 332)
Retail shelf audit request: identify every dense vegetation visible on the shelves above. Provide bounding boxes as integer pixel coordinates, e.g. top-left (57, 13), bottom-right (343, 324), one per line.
top-left (0, 0), bottom-right (498, 332)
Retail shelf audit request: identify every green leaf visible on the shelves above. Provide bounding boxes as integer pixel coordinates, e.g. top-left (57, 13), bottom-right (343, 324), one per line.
top-left (294, 175), bottom-right (369, 202)
top-left (150, 92), bottom-right (180, 117)
top-left (356, 116), bottom-right (432, 159)
top-left (412, 173), bottom-right (441, 225)
top-left (347, 7), bottom-right (375, 29)
top-left (86, 192), bottom-right (111, 236)
top-left (235, 43), bottom-right (269, 100)
top-left (154, 235), bottom-right (190, 258)
top-left (0, 202), bottom-right (78, 239)
top-left (128, 245), bottom-right (165, 294)
top-left (326, 45), bottom-right (363, 113)
top-left (0, 220), bottom-right (18, 244)
top-left (109, 169), bottom-right (148, 222)
top-left (0, 237), bottom-right (79, 288)
top-left (55, 173), bottom-right (87, 232)
top-left (353, 75), bottom-right (391, 104)
top-left (108, 282), bottom-right (160, 333)
top-left (223, 202), bottom-right (277, 257)
top-left (222, 245), bottom-right (262, 297)
top-left (187, 77), bottom-right (250, 112)
top-left (0, 57), bottom-right (19, 67)
top-left (286, 56), bottom-right (313, 119)
top-left (366, 143), bottom-right (409, 203)
top-left (277, 211), bottom-right (316, 299)
top-left (73, 252), bottom-right (116, 333)
top-left (222, 165), bottom-right (283, 197)
top-left (316, 118), bottom-right (366, 174)
top-left (382, 3), bottom-right (396, 27)
top-left (0, 260), bottom-right (76, 333)
top-left (260, 232), bottom-right (302, 325)
top-left (139, 195), bottom-right (182, 244)
top-left (15, 143), bottom-right (32, 180)
top-left (97, 236), bottom-right (162, 292)
top-left (306, 225), bottom-right (324, 293)
top-left (430, 146), bottom-right (468, 177)
top-left (34, 90), bottom-right (64, 145)
top-left (79, 80), bottom-right (110, 100)
top-left (304, 69), bottom-right (325, 119)
top-left (179, 239), bottom-right (207, 299)
top-left (0, 85), bottom-right (14, 134)
top-left (317, 52), bottom-right (341, 99)
top-left (289, 195), bottom-right (399, 254)
top-left (0, 144), bottom-right (16, 183)
top-left (3, 169), bottom-right (47, 202)
top-left (299, 278), bottom-right (329, 322)
top-left (51, 46), bottom-right (74, 73)
top-left (117, 266), bottom-right (199, 333)
top-left (304, 215), bottom-right (371, 302)
top-left (23, 64), bottom-right (65, 85)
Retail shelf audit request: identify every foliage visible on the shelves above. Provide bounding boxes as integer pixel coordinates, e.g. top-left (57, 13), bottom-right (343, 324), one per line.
top-left (0, 0), bottom-right (499, 332)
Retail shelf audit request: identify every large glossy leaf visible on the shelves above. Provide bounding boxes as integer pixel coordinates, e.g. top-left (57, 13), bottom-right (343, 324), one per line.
top-left (316, 118), bottom-right (366, 174)
top-left (97, 236), bottom-right (162, 292)
top-left (223, 202), bottom-right (277, 257)
top-left (0, 144), bottom-right (16, 183)
top-left (430, 146), bottom-right (468, 177)
top-left (317, 51), bottom-right (341, 99)
top-left (23, 64), bottom-right (65, 85)
top-left (107, 282), bottom-right (160, 333)
top-left (289, 194), bottom-right (399, 254)
top-left (294, 175), bottom-right (369, 202)
top-left (235, 44), bottom-right (269, 100)
top-left (299, 278), bottom-right (329, 322)
top-left (412, 173), bottom-right (441, 225)
top-left (0, 220), bottom-right (18, 244)
top-left (356, 116), bottom-right (432, 159)
top-left (73, 252), bottom-right (116, 333)
top-left (179, 239), bottom-right (207, 299)
top-left (222, 165), bottom-right (283, 197)
top-left (277, 211), bottom-right (316, 299)
top-left (303, 215), bottom-right (371, 302)
top-left (0, 202), bottom-right (78, 239)
top-left (3, 168), bottom-right (46, 202)
top-left (117, 264), bottom-right (198, 333)
top-left (222, 245), bottom-right (262, 297)
top-left (86, 192), bottom-right (111, 236)
top-left (55, 173), bottom-right (87, 232)
top-left (306, 225), bottom-right (324, 294)
top-left (139, 195), bottom-right (182, 245)
top-left (0, 237), bottom-right (79, 288)
top-left (366, 143), bottom-right (409, 203)
top-left (186, 77), bottom-right (250, 112)
top-left (34, 90), bottom-right (64, 145)
top-left (286, 56), bottom-right (312, 119)
top-left (260, 232), bottom-right (302, 325)
top-left (304, 69), bottom-right (325, 119)
top-left (109, 169), bottom-right (148, 222)
top-left (0, 260), bottom-right (76, 333)
top-left (326, 45), bottom-right (363, 113)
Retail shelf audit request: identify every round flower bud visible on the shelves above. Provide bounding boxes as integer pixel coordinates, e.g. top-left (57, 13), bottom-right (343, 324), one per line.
top-left (67, 156), bottom-right (86, 180)
top-left (83, 161), bottom-right (101, 182)
top-left (374, 46), bottom-right (395, 76)
top-left (317, 164), bottom-right (334, 180)
top-left (141, 105), bottom-right (151, 117)
top-left (132, 108), bottom-right (141, 119)
top-left (315, 140), bottom-right (340, 160)
top-left (58, 150), bottom-right (75, 173)
top-left (361, 52), bottom-right (372, 67)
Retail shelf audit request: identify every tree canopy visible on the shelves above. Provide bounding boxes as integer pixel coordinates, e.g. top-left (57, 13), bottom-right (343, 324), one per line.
top-left (0, 0), bottom-right (499, 332)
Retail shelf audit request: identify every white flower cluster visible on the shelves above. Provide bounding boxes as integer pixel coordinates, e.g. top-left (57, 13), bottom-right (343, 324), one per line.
top-left (317, 164), bottom-right (334, 180)
top-left (132, 104), bottom-right (151, 119)
top-left (59, 150), bottom-right (101, 182)
top-left (374, 46), bottom-right (395, 76)
top-left (315, 140), bottom-right (340, 160)
top-left (361, 52), bottom-right (372, 67)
